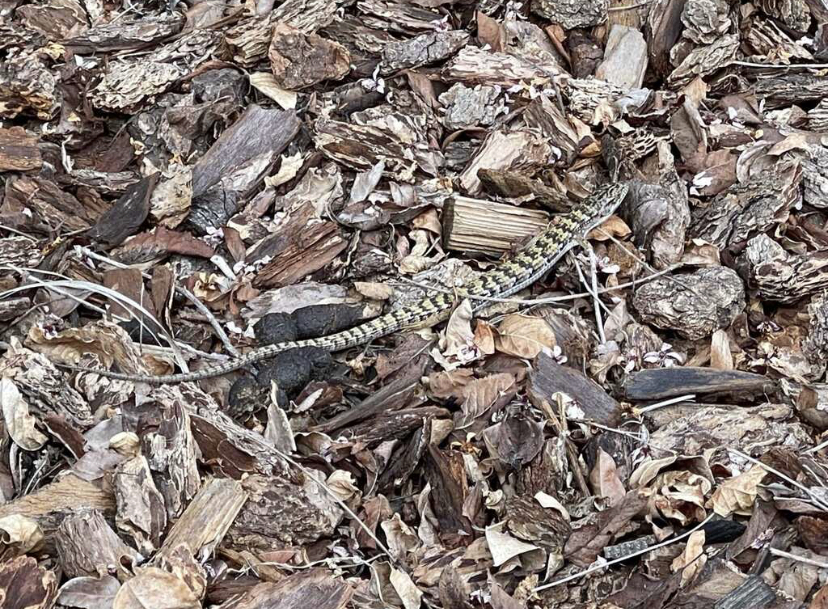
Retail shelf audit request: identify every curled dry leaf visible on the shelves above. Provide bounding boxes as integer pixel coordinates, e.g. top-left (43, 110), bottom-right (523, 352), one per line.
top-left (353, 281), bottom-right (394, 301)
top-left (671, 529), bottom-right (706, 587)
top-left (113, 567), bottom-right (200, 609)
top-left (0, 378), bottom-right (48, 451)
top-left (442, 299), bottom-right (480, 364)
top-left (326, 470), bottom-right (361, 502)
top-left (57, 575), bottom-right (121, 609)
top-left (589, 449), bottom-right (626, 507)
top-left (485, 525), bottom-right (539, 567)
top-left (0, 515), bottom-right (43, 554)
top-left (390, 567), bottom-right (423, 609)
top-left (709, 464), bottom-right (768, 517)
top-left (495, 314), bottom-right (557, 359)
top-left (588, 215), bottom-right (632, 241)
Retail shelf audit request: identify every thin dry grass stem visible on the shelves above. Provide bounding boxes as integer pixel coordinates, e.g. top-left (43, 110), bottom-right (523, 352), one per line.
top-left (75, 246), bottom-right (241, 358)
top-left (728, 449), bottom-right (828, 512)
top-left (533, 513), bottom-right (715, 592)
top-left (0, 267), bottom-right (188, 368)
top-left (768, 548), bottom-right (828, 570)
top-left (804, 437), bottom-right (828, 455)
top-left (732, 60), bottom-right (828, 69)
top-left (636, 394), bottom-right (697, 414)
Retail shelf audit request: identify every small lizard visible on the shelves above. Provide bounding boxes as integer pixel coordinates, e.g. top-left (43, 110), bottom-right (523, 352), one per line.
top-left (61, 182), bottom-right (629, 384)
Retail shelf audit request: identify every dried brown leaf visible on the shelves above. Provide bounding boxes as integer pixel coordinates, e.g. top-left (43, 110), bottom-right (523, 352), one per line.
top-left (709, 465), bottom-right (768, 517)
top-left (0, 378), bottom-right (48, 451)
top-left (495, 314), bottom-right (557, 359)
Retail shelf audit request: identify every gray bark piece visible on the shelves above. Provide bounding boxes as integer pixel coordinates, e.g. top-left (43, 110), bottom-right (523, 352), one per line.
top-left (596, 25), bottom-right (648, 90)
top-left (191, 105), bottom-right (300, 197)
top-left (438, 83), bottom-right (504, 130)
top-left (632, 266), bottom-right (745, 340)
top-left (381, 30), bottom-right (469, 73)
top-left (531, 0), bottom-right (608, 29)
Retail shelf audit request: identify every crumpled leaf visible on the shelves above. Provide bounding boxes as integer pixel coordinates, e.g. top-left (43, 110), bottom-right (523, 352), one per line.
top-left (0, 377), bottom-right (48, 451)
top-left (486, 525), bottom-right (539, 567)
top-left (390, 567), bottom-right (423, 609)
top-left (495, 314), bottom-right (557, 359)
top-left (0, 514), bottom-right (43, 554)
top-left (671, 530), bottom-right (707, 587)
top-left (113, 567), bottom-right (200, 609)
top-left (442, 299), bottom-right (480, 364)
top-left (589, 449), bottom-right (626, 506)
top-left (709, 464), bottom-right (768, 517)
top-left (326, 470), bottom-right (361, 502)
top-left (57, 575), bottom-right (121, 609)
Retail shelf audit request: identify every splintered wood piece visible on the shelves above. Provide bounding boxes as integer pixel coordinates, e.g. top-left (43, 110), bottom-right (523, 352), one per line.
top-left (0, 126), bottom-right (42, 171)
top-left (54, 510), bottom-right (142, 579)
top-left (528, 353), bottom-right (623, 426)
top-left (191, 104), bottom-right (301, 198)
top-left (0, 474), bottom-right (115, 535)
top-left (158, 477), bottom-right (247, 559)
top-left (623, 367), bottom-right (776, 401)
top-left (442, 196), bottom-right (549, 255)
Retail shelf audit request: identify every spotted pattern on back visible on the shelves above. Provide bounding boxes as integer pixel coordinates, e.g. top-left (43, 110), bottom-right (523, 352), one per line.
top-left (63, 183), bottom-right (630, 384)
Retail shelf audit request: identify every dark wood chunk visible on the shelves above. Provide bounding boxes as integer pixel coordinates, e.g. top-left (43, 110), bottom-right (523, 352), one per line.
top-left (87, 173), bottom-right (158, 246)
top-left (528, 353), bottom-right (623, 426)
top-left (623, 367), bottom-right (777, 401)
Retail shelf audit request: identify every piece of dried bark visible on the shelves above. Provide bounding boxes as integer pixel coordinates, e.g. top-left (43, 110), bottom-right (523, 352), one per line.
top-left (624, 367), bottom-right (776, 401)
top-left (192, 104), bottom-right (301, 198)
top-left (0, 49), bottom-right (59, 120)
top-left (158, 477), bottom-right (247, 559)
top-left (443, 46), bottom-right (561, 86)
top-left (528, 353), bottom-right (623, 426)
top-left (625, 179), bottom-right (690, 270)
top-left (459, 130), bottom-right (552, 194)
top-left (16, 0), bottom-right (86, 39)
top-left (1, 176), bottom-right (93, 235)
top-left (64, 14), bottom-right (184, 53)
top-left (442, 196), bottom-right (549, 255)
top-left (0, 126), bottom-right (42, 171)
top-left (632, 266), bottom-right (745, 340)
top-left (114, 456), bottom-right (167, 555)
top-left (114, 227), bottom-right (216, 264)
top-left (755, 74), bottom-right (828, 109)
top-left (250, 202), bottom-right (348, 289)
top-left (739, 234), bottom-right (828, 303)
top-left (54, 510), bottom-right (142, 579)
top-left (216, 570), bottom-right (353, 609)
top-left (86, 173), bottom-right (159, 246)
top-left (755, 0), bottom-right (811, 31)
top-left (689, 160), bottom-right (801, 248)
top-left (595, 25), bottom-right (648, 90)
top-left (225, 474), bottom-right (343, 550)
top-left (381, 30), bottom-right (469, 72)
top-left (438, 83), bottom-right (504, 130)
top-left (268, 23), bottom-right (350, 90)
top-left (532, 0), bottom-right (608, 28)
top-left (667, 34), bottom-right (739, 89)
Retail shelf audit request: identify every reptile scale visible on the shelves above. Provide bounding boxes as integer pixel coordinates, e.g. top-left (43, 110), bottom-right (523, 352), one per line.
top-left (66, 182), bottom-right (630, 385)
